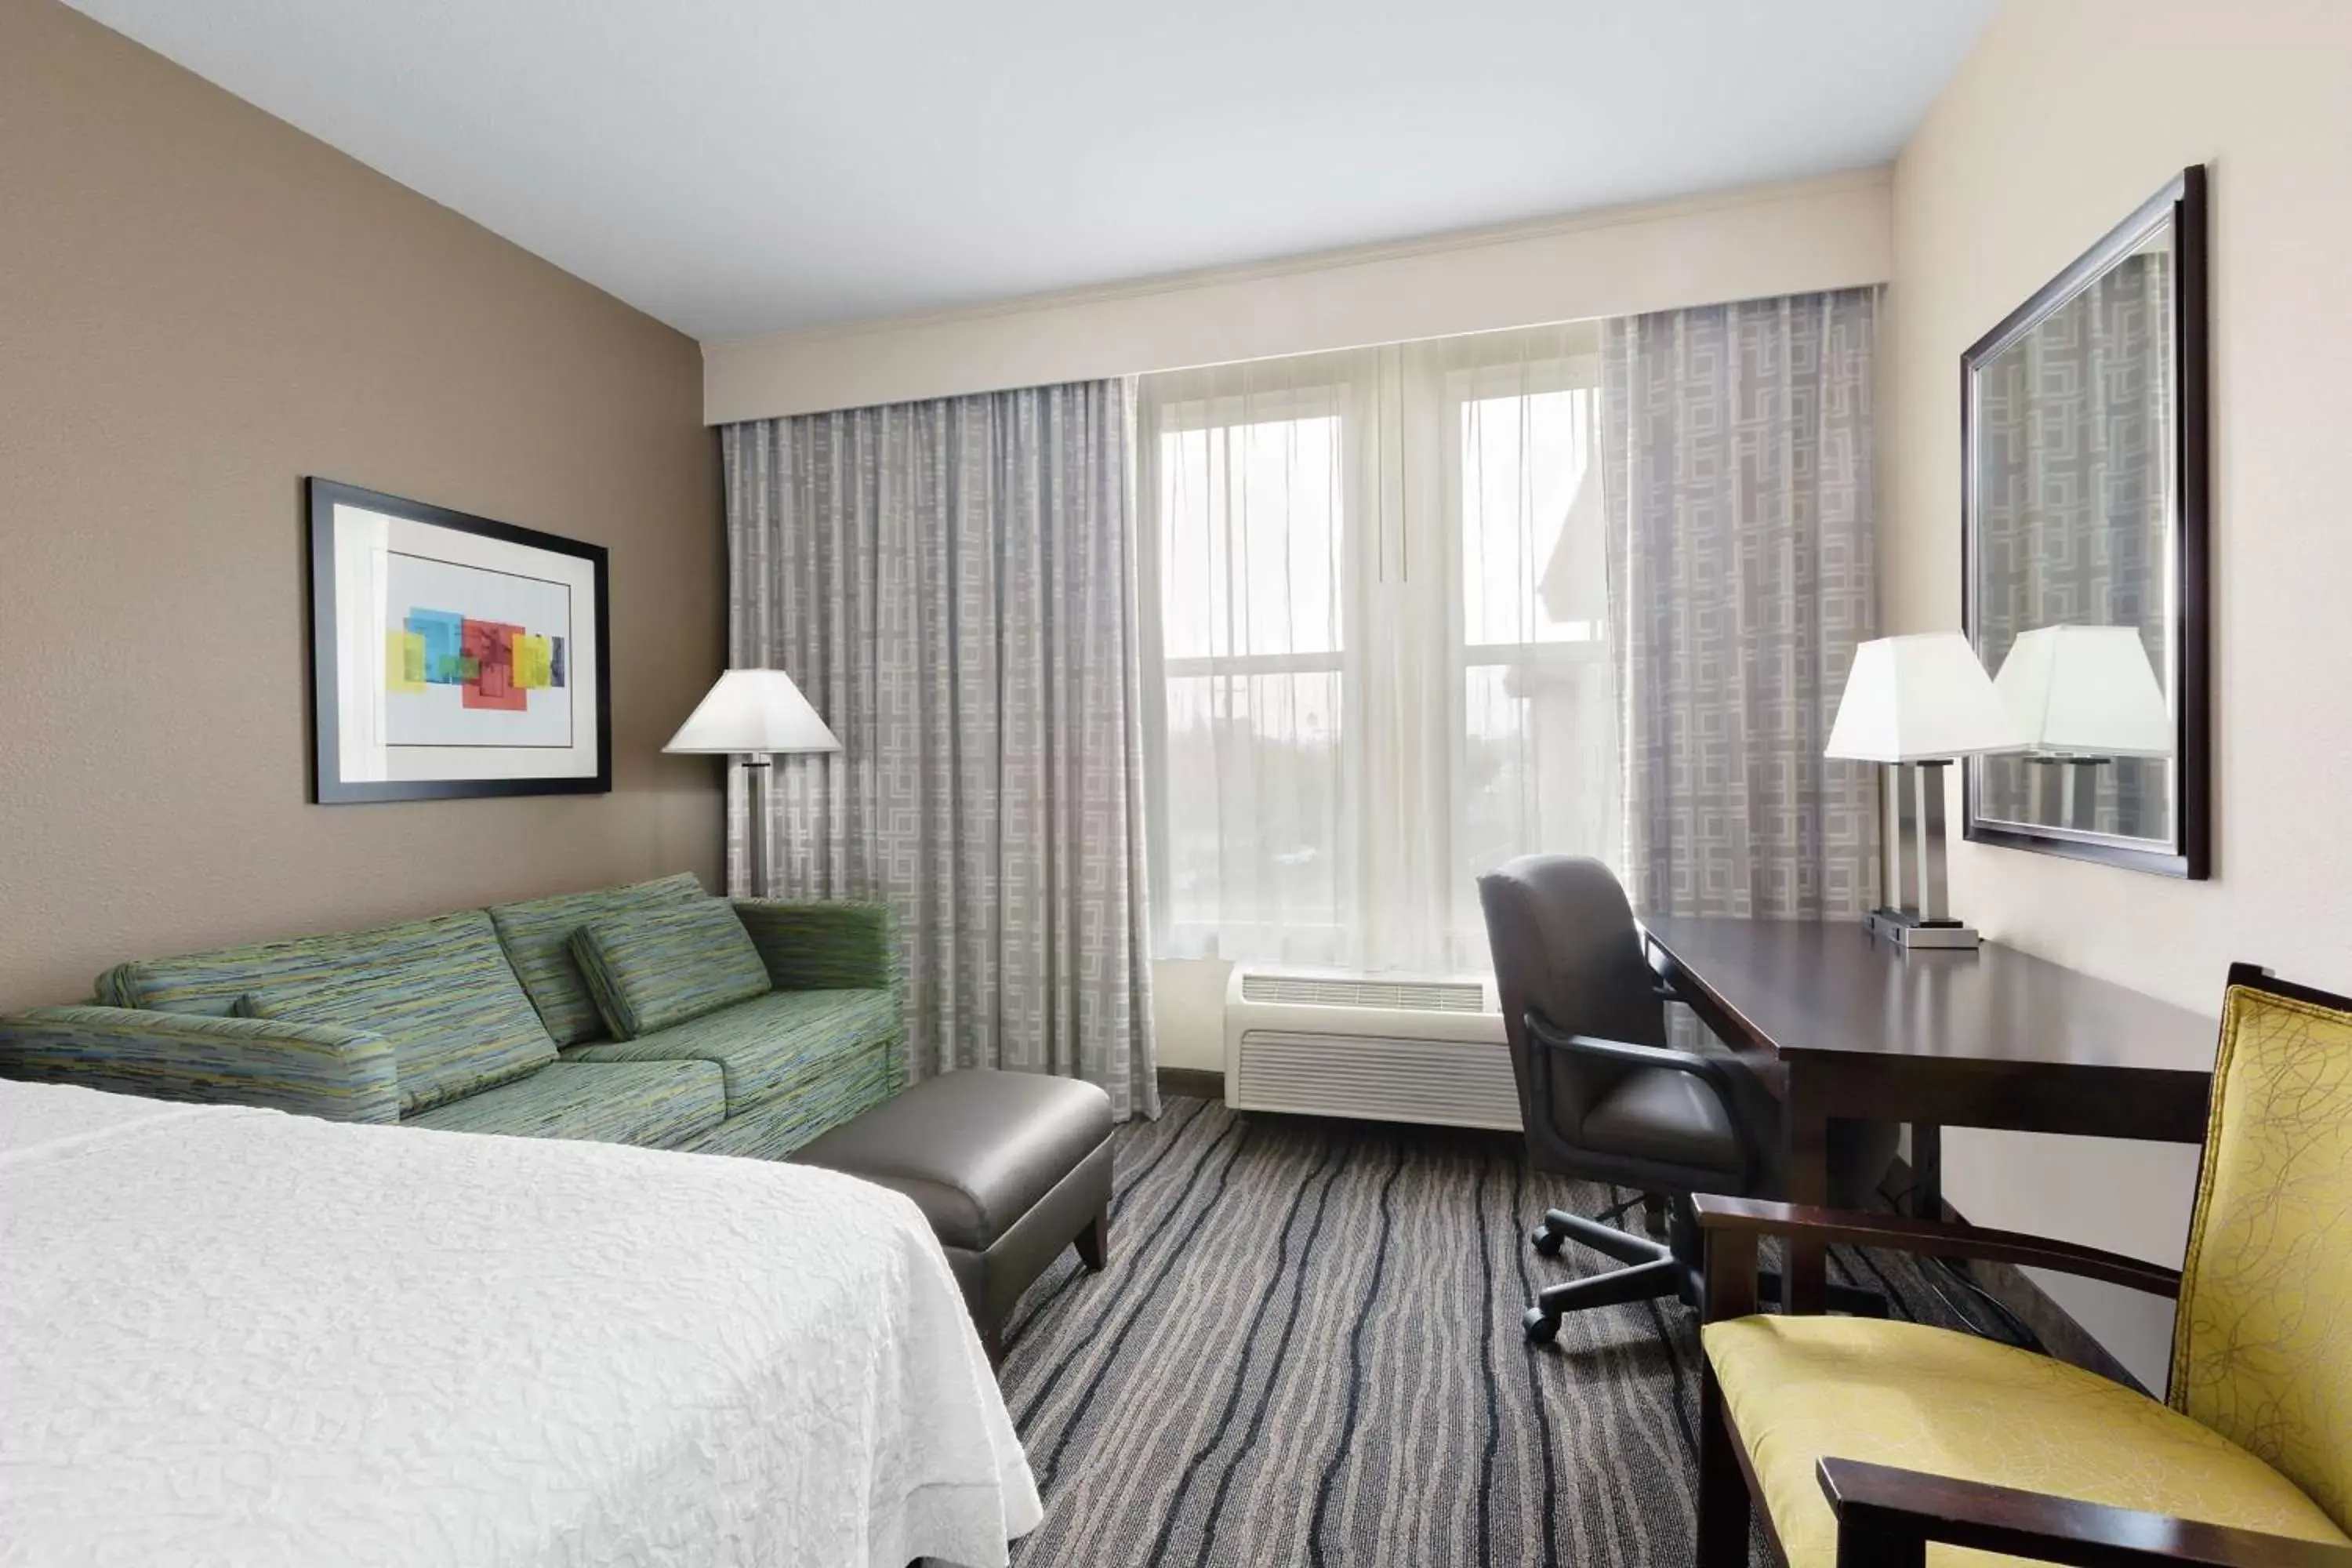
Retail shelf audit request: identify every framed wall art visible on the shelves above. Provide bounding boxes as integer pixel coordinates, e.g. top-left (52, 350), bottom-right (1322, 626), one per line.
top-left (307, 477), bottom-right (611, 804)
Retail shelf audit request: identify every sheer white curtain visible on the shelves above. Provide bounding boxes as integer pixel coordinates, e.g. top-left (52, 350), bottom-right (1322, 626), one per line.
top-left (1136, 322), bottom-right (1618, 976)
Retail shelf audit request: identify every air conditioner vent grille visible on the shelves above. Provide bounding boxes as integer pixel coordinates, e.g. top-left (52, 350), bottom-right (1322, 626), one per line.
top-left (1232, 1031), bottom-right (1520, 1131)
top-left (1238, 973), bottom-right (1486, 1013)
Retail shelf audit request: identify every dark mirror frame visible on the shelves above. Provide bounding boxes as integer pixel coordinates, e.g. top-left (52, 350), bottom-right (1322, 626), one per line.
top-left (1961, 165), bottom-right (2211, 880)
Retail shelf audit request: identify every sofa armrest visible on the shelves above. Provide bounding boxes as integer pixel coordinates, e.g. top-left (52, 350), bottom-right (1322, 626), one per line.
top-left (0, 1005), bottom-right (401, 1123)
top-left (731, 900), bottom-right (900, 994)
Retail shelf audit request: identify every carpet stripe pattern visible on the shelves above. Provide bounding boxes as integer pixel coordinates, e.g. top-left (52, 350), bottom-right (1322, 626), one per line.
top-left (996, 1098), bottom-right (1966, 1568)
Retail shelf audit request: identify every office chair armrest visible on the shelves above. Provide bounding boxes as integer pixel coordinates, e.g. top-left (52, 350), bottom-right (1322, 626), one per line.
top-left (1817, 1458), bottom-right (2352, 1566)
top-left (1523, 1013), bottom-right (1761, 1189)
top-left (1693, 1194), bottom-right (2181, 1322)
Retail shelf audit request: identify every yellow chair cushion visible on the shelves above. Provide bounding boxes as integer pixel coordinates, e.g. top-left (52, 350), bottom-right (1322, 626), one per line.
top-left (1704, 1315), bottom-right (2350, 1567)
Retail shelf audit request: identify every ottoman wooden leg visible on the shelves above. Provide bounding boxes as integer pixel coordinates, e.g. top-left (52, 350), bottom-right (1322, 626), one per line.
top-left (1075, 1207), bottom-right (1110, 1271)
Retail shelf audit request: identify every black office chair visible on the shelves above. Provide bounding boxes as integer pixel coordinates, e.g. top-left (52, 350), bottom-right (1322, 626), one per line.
top-left (1478, 854), bottom-right (1896, 1344)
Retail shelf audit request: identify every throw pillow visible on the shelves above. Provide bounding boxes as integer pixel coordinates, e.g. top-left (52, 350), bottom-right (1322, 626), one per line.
top-left (571, 900), bottom-right (772, 1040)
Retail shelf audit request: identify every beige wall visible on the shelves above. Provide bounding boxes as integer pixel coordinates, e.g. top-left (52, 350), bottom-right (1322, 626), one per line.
top-left (1888, 0), bottom-right (2352, 1388)
top-left (705, 170), bottom-right (1893, 423)
top-left (0, 0), bottom-right (726, 1008)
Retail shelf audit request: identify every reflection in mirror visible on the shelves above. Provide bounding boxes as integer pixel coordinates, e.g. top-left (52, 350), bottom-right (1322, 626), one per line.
top-left (1986, 623), bottom-right (2172, 833)
top-left (1974, 226), bottom-right (2172, 840)
top-left (1964, 169), bottom-right (2205, 877)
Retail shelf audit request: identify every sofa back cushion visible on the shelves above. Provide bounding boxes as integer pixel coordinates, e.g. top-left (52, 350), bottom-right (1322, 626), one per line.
top-left (95, 910), bottom-right (556, 1115)
top-left (572, 901), bottom-right (772, 1040)
top-left (487, 873), bottom-right (706, 1045)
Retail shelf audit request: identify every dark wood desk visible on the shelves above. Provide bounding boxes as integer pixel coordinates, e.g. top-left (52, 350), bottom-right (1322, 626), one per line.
top-left (1639, 916), bottom-right (2216, 1315)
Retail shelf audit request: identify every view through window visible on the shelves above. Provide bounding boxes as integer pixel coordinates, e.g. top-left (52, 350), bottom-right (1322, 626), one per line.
top-left (1138, 324), bottom-right (1617, 974)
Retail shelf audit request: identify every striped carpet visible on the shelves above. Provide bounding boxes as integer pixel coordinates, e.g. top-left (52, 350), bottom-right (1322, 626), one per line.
top-left (995, 1098), bottom-right (1975, 1568)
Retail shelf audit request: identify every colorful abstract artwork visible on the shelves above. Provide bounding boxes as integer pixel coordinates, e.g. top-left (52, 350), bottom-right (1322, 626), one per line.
top-left (385, 609), bottom-right (567, 710)
top-left (376, 549), bottom-right (576, 750)
top-left (310, 477), bottom-right (608, 804)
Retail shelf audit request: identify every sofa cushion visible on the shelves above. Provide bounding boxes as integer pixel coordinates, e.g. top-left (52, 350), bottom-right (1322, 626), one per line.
top-left (94, 911), bottom-right (555, 1116)
top-left (486, 873), bottom-right (706, 1046)
top-left (564, 986), bottom-right (898, 1116)
top-left (571, 901), bottom-right (772, 1040)
top-left (675, 1035), bottom-right (900, 1161)
top-left (402, 1059), bottom-right (726, 1148)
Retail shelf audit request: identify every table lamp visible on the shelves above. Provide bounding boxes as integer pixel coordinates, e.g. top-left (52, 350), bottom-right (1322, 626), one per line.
top-left (664, 668), bottom-right (840, 898)
top-left (1991, 625), bottom-right (2173, 833)
top-left (1826, 633), bottom-right (2024, 949)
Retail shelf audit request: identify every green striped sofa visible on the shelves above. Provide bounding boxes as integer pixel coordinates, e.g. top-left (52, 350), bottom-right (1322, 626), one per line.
top-left (0, 875), bottom-right (902, 1161)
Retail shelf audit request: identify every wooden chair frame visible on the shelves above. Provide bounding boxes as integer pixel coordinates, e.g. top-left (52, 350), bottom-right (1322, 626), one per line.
top-left (1693, 964), bottom-right (2352, 1567)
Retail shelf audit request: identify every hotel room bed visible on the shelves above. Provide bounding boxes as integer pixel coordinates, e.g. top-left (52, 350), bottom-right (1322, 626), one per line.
top-left (0, 1079), bottom-right (1042, 1567)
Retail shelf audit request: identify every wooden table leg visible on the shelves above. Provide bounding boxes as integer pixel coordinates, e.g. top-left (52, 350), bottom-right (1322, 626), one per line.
top-left (1784, 1068), bottom-right (1829, 1315)
top-left (1910, 1122), bottom-right (1943, 1221)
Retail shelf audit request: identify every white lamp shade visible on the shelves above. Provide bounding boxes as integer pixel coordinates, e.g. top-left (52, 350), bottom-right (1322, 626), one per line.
top-left (663, 669), bottom-right (841, 755)
top-left (1992, 625), bottom-right (2174, 758)
top-left (1824, 633), bottom-right (2024, 763)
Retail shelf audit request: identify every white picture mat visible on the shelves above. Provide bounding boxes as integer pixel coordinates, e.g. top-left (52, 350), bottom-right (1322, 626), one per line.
top-left (332, 505), bottom-right (601, 783)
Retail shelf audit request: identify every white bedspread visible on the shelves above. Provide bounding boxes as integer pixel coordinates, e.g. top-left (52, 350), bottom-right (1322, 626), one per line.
top-left (0, 1080), bottom-right (1042, 1567)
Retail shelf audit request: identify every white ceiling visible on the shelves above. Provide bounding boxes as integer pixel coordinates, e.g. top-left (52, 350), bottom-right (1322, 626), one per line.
top-left (64, 0), bottom-right (1995, 343)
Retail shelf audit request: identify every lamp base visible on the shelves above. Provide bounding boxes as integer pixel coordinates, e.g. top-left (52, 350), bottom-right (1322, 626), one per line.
top-left (1864, 907), bottom-right (1982, 950)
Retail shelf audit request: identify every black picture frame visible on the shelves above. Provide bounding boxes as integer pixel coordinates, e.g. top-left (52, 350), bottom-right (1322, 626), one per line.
top-left (306, 477), bottom-right (612, 804)
top-left (1960, 165), bottom-right (2211, 880)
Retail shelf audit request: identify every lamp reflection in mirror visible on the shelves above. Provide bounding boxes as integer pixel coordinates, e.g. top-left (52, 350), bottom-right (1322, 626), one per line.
top-left (663, 669), bottom-right (841, 898)
top-left (1991, 624), bottom-right (2173, 836)
top-left (1826, 633), bottom-right (2023, 949)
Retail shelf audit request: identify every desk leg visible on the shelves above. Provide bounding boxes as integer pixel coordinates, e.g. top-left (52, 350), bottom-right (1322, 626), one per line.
top-left (1911, 1123), bottom-right (1943, 1221)
top-left (1784, 1069), bottom-right (1828, 1316)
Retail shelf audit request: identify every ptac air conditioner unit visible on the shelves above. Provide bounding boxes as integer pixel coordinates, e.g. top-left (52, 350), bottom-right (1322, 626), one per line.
top-left (1222, 968), bottom-right (1519, 1131)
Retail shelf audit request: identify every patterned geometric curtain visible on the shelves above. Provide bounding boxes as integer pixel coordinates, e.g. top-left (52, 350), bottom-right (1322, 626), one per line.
top-left (1972, 252), bottom-right (2172, 838)
top-left (1599, 289), bottom-right (1881, 919)
top-left (720, 380), bottom-right (1160, 1120)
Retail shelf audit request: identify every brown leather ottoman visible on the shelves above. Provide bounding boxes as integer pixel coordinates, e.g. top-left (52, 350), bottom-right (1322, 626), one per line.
top-left (789, 1069), bottom-right (1114, 1364)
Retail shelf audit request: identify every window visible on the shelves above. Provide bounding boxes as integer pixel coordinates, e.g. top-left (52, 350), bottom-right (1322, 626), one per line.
top-left (1452, 379), bottom-right (1617, 906)
top-left (1156, 408), bottom-right (1347, 941)
top-left (1138, 325), bottom-right (1618, 975)
top-left (1142, 368), bottom-right (1355, 956)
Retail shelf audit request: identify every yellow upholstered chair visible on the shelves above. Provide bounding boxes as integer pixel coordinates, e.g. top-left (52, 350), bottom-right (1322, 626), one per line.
top-left (1693, 964), bottom-right (2352, 1566)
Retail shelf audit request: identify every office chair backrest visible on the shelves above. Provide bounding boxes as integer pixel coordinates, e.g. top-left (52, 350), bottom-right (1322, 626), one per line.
top-left (1477, 855), bottom-right (1666, 1142)
top-left (2169, 965), bottom-right (2352, 1534)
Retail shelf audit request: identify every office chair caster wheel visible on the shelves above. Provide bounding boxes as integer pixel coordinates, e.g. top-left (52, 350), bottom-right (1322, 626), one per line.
top-left (1523, 1306), bottom-right (1560, 1346)
top-left (1530, 1224), bottom-right (1566, 1258)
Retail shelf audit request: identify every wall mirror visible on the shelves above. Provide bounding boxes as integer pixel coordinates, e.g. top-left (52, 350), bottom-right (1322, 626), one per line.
top-left (1963, 165), bottom-right (2209, 878)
